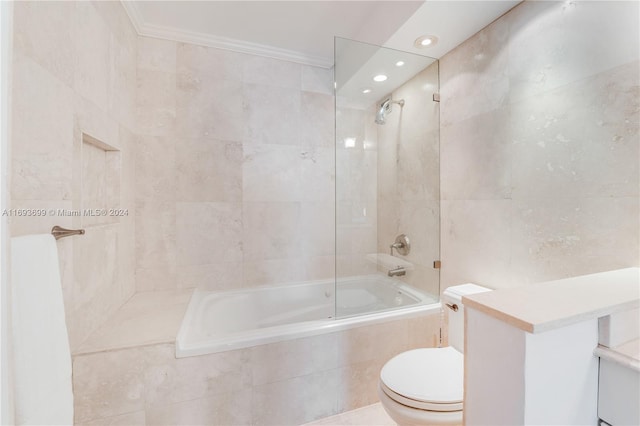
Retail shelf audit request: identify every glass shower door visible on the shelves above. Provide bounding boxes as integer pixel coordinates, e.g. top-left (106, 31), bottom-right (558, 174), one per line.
top-left (334, 37), bottom-right (441, 318)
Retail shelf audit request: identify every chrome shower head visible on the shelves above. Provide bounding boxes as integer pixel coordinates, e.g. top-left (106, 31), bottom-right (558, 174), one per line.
top-left (375, 99), bottom-right (405, 125)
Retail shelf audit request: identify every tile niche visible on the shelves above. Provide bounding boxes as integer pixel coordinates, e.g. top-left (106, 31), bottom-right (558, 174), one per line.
top-left (81, 133), bottom-right (121, 227)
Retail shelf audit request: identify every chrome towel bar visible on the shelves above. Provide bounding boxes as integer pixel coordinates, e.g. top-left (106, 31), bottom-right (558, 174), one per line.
top-left (51, 226), bottom-right (85, 240)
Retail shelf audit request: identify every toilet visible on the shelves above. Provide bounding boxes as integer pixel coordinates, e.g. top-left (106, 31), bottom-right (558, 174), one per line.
top-left (378, 284), bottom-right (491, 426)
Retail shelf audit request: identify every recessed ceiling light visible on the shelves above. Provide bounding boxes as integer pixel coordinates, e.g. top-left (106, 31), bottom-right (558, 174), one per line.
top-left (395, 61), bottom-right (405, 67)
top-left (373, 74), bottom-right (388, 82)
top-left (362, 88), bottom-right (372, 94)
top-left (414, 35), bottom-right (438, 48)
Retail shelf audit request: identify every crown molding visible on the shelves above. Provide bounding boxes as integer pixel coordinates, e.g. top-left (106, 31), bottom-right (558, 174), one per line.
top-left (120, 1), bottom-right (143, 34)
top-left (120, 1), bottom-right (333, 69)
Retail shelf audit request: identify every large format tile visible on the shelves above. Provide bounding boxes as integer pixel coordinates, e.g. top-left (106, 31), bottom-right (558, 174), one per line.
top-left (251, 334), bottom-right (339, 386)
top-left (177, 138), bottom-right (243, 202)
top-left (177, 42), bottom-right (244, 82)
top-left (510, 196), bottom-right (640, 285)
top-left (145, 389), bottom-right (252, 426)
top-left (441, 107), bottom-right (511, 201)
top-left (242, 144), bottom-right (302, 202)
top-left (78, 411), bottom-right (145, 426)
top-left (243, 84), bottom-right (301, 145)
top-left (242, 202), bottom-right (301, 261)
top-left (507, 1), bottom-right (640, 103)
top-left (252, 370), bottom-right (339, 426)
top-left (73, 348), bottom-right (146, 423)
top-left (176, 77), bottom-right (243, 140)
top-left (439, 14), bottom-right (509, 126)
top-left (136, 70), bottom-right (176, 137)
top-left (138, 37), bottom-right (176, 73)
top-left (11, 53), bottom-right (75, 201)
top-left (143, 344), bottom-right (252, 409)
top-left (74, 2), bottom-right (111, 109)
top-left (440, 199), bottom-right (512, 289)
top-left (510, 61), bottom-right (639, 200)
top-left (176, 202), bottom-right (243, 265)
top-left (13, 0), bottom-right (77, 87)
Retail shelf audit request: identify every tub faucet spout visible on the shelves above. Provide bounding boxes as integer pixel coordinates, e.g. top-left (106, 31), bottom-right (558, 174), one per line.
top-left (388, 267), bottom-right (406, 277)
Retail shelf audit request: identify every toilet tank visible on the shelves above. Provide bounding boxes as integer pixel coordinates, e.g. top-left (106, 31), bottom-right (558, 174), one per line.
top-left (443, 284), bottom-right (491, 353)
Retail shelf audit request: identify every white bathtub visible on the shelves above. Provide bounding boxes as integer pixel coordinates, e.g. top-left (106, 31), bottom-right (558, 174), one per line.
top-left (176, 274), bottom-right (440, 357)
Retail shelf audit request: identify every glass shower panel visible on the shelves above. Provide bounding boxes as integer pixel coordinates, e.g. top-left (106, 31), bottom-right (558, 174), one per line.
top-left (334, 37), bottom-right (440, 318)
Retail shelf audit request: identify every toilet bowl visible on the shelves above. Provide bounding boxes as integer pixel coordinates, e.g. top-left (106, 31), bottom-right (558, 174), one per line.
top-left (378, 284), bottom-right (491, 426)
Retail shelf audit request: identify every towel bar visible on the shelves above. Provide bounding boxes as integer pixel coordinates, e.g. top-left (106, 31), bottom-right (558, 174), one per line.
top-left (51, 226), bottom-right (85, 240)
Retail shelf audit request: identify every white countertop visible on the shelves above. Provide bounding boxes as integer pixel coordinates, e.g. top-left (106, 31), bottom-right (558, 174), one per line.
top-left (463, 268), bottom-right (640, 334)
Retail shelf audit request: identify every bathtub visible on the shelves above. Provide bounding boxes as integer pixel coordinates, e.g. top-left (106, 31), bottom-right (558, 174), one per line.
top-left (176, 274), bottom-right (440, 357)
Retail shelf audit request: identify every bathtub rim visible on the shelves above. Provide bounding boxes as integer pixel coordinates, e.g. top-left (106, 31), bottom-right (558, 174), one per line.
top-left (176, 277), bottom-right (441, 358)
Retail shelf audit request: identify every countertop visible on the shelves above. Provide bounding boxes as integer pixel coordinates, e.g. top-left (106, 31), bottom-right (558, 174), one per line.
top-left (462, 267), bottom-right (640, 334)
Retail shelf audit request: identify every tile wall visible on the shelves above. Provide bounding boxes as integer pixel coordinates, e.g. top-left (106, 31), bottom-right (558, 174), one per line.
top-left (440, 1), bottom-right (640, 289)
top-left (10, 1), bottom-right (137, 349)
top-left (72, 314), bottom-right (441, 425)
top-left (135, 38), bottom-right (336, 292)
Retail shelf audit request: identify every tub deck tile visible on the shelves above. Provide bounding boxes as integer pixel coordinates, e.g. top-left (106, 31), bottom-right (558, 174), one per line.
top-left (74, 288), bottom-right (193, 355)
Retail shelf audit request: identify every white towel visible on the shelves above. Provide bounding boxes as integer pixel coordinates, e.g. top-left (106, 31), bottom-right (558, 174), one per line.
top-left (11, 234), bottom-right (73, 425)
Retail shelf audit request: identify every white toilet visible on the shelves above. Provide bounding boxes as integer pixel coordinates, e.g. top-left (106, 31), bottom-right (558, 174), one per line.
top-left (378, 284), bottom-right (491, 426)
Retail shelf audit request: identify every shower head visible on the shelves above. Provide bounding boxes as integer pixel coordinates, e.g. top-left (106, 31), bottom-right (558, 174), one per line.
top-left (375, 99), bottom-right (405, 125)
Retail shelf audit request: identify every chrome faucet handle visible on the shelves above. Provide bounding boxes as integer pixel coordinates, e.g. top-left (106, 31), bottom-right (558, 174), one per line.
top-left (389, 242), bottom-right (403, 255)
top-left (389, 234), bottom-right (411, 256)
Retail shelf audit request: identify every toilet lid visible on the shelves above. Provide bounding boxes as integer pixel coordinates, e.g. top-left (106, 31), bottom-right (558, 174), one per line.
top-left (380, 347), bottom-right (463, 411)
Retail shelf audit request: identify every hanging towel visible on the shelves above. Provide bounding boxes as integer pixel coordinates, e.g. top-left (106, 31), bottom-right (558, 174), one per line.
top-left (11, 234), bottom-right (74, 425)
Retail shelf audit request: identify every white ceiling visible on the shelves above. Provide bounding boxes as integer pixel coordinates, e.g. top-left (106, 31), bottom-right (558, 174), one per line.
top-left (122, 1), bottom-right (521, 68)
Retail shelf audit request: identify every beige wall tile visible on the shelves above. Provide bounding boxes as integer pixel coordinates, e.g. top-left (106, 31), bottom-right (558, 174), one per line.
top-left (145, 389), bottom-right (253, 426)
top-left (176, 202), bottom-right (243, 265)
top-left (242, 258), bottom-right (305, 287)
top-left (137, 37), bottom-right (176, 73)
top-left (441, 107), bottom-right (511, 201)
top-left (136, 70), bottom-right (176, 137)
top-left (243, 84), bottom-right (301, 145)
top-left (252, 370), bottom-right (339, 426)
top-left (72, 348), bottom-right (146, 423)
top-left (242, 144), bottom-right (302, 202)
top-left (242, 202), bottom-right (301, 261)
top-left (74, 2), bottom-right (111, 109)
top-left (440, 199), bottom-right (512, 289)
top-left (143, 344), bottom-right (252, 408)
top-left (336, 358), bottom-right (386, 413)
top-left (177, 42), bottom-right (244, 82)
top-left (176, 77), bottom-right (243, 140)
top-left (251, 334), bottom-right (339, 386)
top-left (135, 199), bottom-right (176, 272)
top-left (13, 1), bottom-right (77, 87)
top-left (178, 262), bottom-right (244, 291)
top-left (79, 410), bottom-right (145, 426)
top-left (243, 55), bottom-right (302, 89)
top-left (177, 139), bottom-right (242, 202)
top-left (440, 15), bottom-right (509, 127)
top-left (301, 91), bottom-right (335, 148)
top-left (507, 1), bottom-right (640, 104)
top-left (510, 61), bottom-right (639, 200)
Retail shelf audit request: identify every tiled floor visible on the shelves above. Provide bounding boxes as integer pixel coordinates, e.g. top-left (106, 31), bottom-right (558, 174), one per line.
top-left (303, 403), bottom-right (395, 426)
